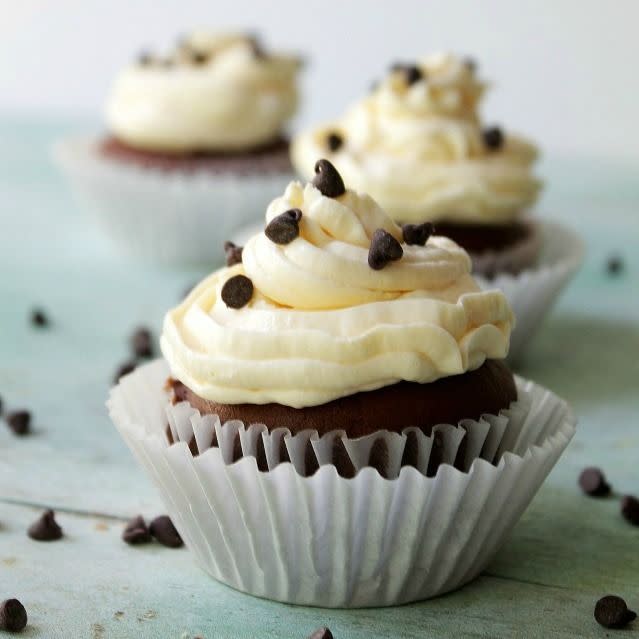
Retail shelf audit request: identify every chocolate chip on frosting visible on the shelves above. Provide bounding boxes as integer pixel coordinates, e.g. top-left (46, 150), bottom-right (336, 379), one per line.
top-left (247, 34), bottom-right (266, 59)
top-left (137, 51), bottom-right (153, 66)
top-left (223, 241), bottom-right (243, 266)
top-left (221, 275), bottom-right (254, 309)
top-left (402, 222), bottom-right (434, 246)
top-left (483, 126), bottom-right (504, 150)
top-left (464, 56), bottom-right (478, 73)
top-left (190, 49), bottom-right (209, 65)
top-left (312, 159), bottom-right (346, 198)
top-left (368, 229), bottom-right (403, 270)
top-left (326, 132), bottom-right (343, 152)
top-left (265, 209), bottom-right (302, 245)
top-left (391, 62), bottom-right (424, 86)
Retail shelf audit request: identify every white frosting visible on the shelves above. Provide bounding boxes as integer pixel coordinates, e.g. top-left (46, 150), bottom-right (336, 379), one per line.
top-left (292, 53), bottom-right (541, 224)
top-left (161, 179), bottom-right (514, 408)
top-left (106, 33), bottom-right (300, 152)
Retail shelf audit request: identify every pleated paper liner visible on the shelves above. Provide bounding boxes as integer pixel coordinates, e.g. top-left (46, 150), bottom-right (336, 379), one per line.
top-left (108, 360), bottom-right (575, 607)
top-left (53, 136), bottom-right (295, 265)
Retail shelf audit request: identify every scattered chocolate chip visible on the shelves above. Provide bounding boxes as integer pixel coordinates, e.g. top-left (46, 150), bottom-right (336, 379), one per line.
top-left (137, 51), bottom-right (153, 66)
top-left (606, 255), bottom-right (624, 276)
top-left (391, 63), bottom-right (423, 85)
top-left (578, 467), bottom-right (611, 497)
top-left (149, 515), bottom-right (183, 548)
top-left (28, 509), bottom-right (63, 542)
top-left (30, 308), bottom-right (49, 328)
top-left (122, 515), bottom-right (152, 545)
top-left (368, 229), bottom-right (403, 270)
top-left (113, 361), bottom-right (136, 385)
top-left (326, 132), bottom-right (343, 152)
top-left (223, 241), bottom-right (243, 266)
top-left (312, 159), bottom-right (346, 198)
top-left (594, 595), bottom-right (636, 629)
top-left (0, 599), bottom-right (28, 633)
top-left (307, 627), bottom-right (333, 639)
top-left (265, 209), bottom-right (303, 245)
top-left (5, 410), bottom-right (30, 436)
top-left (221, 275), bottom-right (254, 309)
top-left (483, 126), bottom-right (504, 150)
top-left (464, 57), bottom-right (477, 73)
top-left (130, 327), bottom-right (153, 359)
top-left (621, 495), bottom-right (639, 526)
top-left (402, 222), bottom-right (434, 246)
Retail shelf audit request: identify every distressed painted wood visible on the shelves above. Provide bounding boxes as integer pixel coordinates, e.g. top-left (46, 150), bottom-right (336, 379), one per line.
top-left (0, 117), bottom-right (638, 638)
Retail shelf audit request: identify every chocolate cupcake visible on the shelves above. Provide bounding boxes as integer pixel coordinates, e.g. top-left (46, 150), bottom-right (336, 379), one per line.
top-left (109, 161), bottom-right (576, 606)
top-left (292, 53), bottom-right (541, 277)
top-left (55, 32), bottom-right (303, 264)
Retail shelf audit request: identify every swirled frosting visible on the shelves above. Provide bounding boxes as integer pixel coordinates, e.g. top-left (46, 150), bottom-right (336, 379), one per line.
top-left (291, 53), bottom-right (541, 224)
top-left (106, 32), bottom-right (301, 152)
top-left (161, 177), bottom-right (514, 408)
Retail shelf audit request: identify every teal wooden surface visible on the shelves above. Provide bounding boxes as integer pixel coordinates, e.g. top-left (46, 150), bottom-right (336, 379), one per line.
top-left (1, 116), bottom-right (638, 638)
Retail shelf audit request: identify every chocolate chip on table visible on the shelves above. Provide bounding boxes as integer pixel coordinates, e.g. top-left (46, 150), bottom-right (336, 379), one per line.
top-left (149, 515), bottom-right (183, 548)
top-left (402, 222), bottom-right (434, 246)
top-left (483, 126), bottom-right (504, 150)
top-left (326, 132), bottom-right (343, 152)
top-left (30, 308), bottom-right (49, 328)
top-left (307, 627), bottom-right (334, 639)
top-left (122, 515), bottom-right (152, 545)
top-left (621, 495), bottom-right (639, 526)
top-left (223, 241), bottom-right (243, 267)
top-left (130, 327), bottom-right (153, 359)
top-left (113, 361), bottom-right (137, 385)
top-left (368, 229), bottom-right (403, 270)
top-left (28, 509), bottom-right (63, 542)
top-left (5, 411), bottom-right (31, 436)
top-left (312, 159), bottom-right (346, 198)
top-left (0, 598), bottom-right (28, 633)
top-left (221, 275), bottom-right (254, 309)
top-left (606, 255), bottom-right (624, 276)
top-left (578, 467), bottom-right (611, 497)
top-left (594, 595), bottom-right (636, 629)
top-left (265, 209), bottom-right (303, 245)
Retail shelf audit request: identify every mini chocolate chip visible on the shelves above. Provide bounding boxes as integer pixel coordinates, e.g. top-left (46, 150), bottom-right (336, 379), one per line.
top-left (223, 241), bottom-right (243, 266)
top-left (312, 159), bottom-right (346, 198)
top-left (137, 51), bottom-right (153, 66)
top-left (130, 327), bottom-right (153, 359)
top-left (122, 515), bottom-right (152, 545)
top-left (368, 229), bottom-right (403, 270)
top-left (606, 255), bottom-right (624, 275)
top-left (391, 63), bottom-right (423, 85)
top-left (402, 222), bottom-right (434, 246)
top-left (483, 126), bottom-right (504, 150)
top-left (113, 361), bottom-right (136, 384)
top-left (594, 595), bottom-right (636, 629)
top-left (326, 132), bottom-right (343, 152)
top-left (578, 467), bottom-right (611, 497)
top-left (465, 56), bottom-right (477, 73)
top-left (0, 599), bottom-right (28, 633)
top-left (30, 308), bottom-right (49, 327)
top-left (28, 509), bottom-right (63, 542)
top-left (247, 34), bottom-right (266, 59)
top-left (307, 627), bottom-right (334, 639)
top-left (149, 515), bottom-right (183, 548)
top-left (6, 410), bottom-right (30, 436)
top-left (621, 495), bottom-right (639, 526)
top-left (190, 50), bottom-right (208, 65)
top-left (265, 209), bottom-right (303, 245)
top-left (221, 275), bottom-right (254, 309)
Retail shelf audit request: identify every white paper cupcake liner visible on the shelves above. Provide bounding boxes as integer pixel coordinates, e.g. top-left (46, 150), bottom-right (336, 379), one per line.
top-left (108, 360), bottom-right (575, 607)
top-left (53, 136), bottom-right (295, 265)
top-left (474, 221), bottom-right (583, 364)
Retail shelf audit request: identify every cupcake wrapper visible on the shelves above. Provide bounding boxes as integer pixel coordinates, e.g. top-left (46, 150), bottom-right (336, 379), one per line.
top-left (108, 360), bottom-right (575, 607)
top-left (475, 221), bottom-right (583, 364)
top-left (53, 136), bottom-right (294, 265)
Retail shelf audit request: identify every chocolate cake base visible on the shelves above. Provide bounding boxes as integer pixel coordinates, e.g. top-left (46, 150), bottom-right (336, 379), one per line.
top-left (169, 359), bottom-right (516, 438)
top-left (100, 135), bottom-right (292, 175)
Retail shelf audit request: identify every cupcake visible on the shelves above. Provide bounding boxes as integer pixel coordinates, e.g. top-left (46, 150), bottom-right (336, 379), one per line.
top-left (109, 160), bottom-right (576, 607)
top-left (291, 54), bottom-right (582, 360)
top-left (55, 32), bottom-right (303, 264)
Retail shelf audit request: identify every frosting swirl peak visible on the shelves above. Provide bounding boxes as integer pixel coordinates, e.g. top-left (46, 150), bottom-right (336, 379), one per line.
top-left (161, 173), bottom-right (514, 408)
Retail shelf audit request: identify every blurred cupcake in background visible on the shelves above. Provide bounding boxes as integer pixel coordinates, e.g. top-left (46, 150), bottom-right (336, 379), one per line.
top-left (292, 54), bottom-right (582, 361)
top-left (55, 32), bottom-right (303, 264)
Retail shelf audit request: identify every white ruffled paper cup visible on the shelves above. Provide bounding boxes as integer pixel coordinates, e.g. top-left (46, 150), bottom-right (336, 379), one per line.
top-left (108, 360), bottom-right (575, 608)
top-left (53, 136), bottom-right (295, 265)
